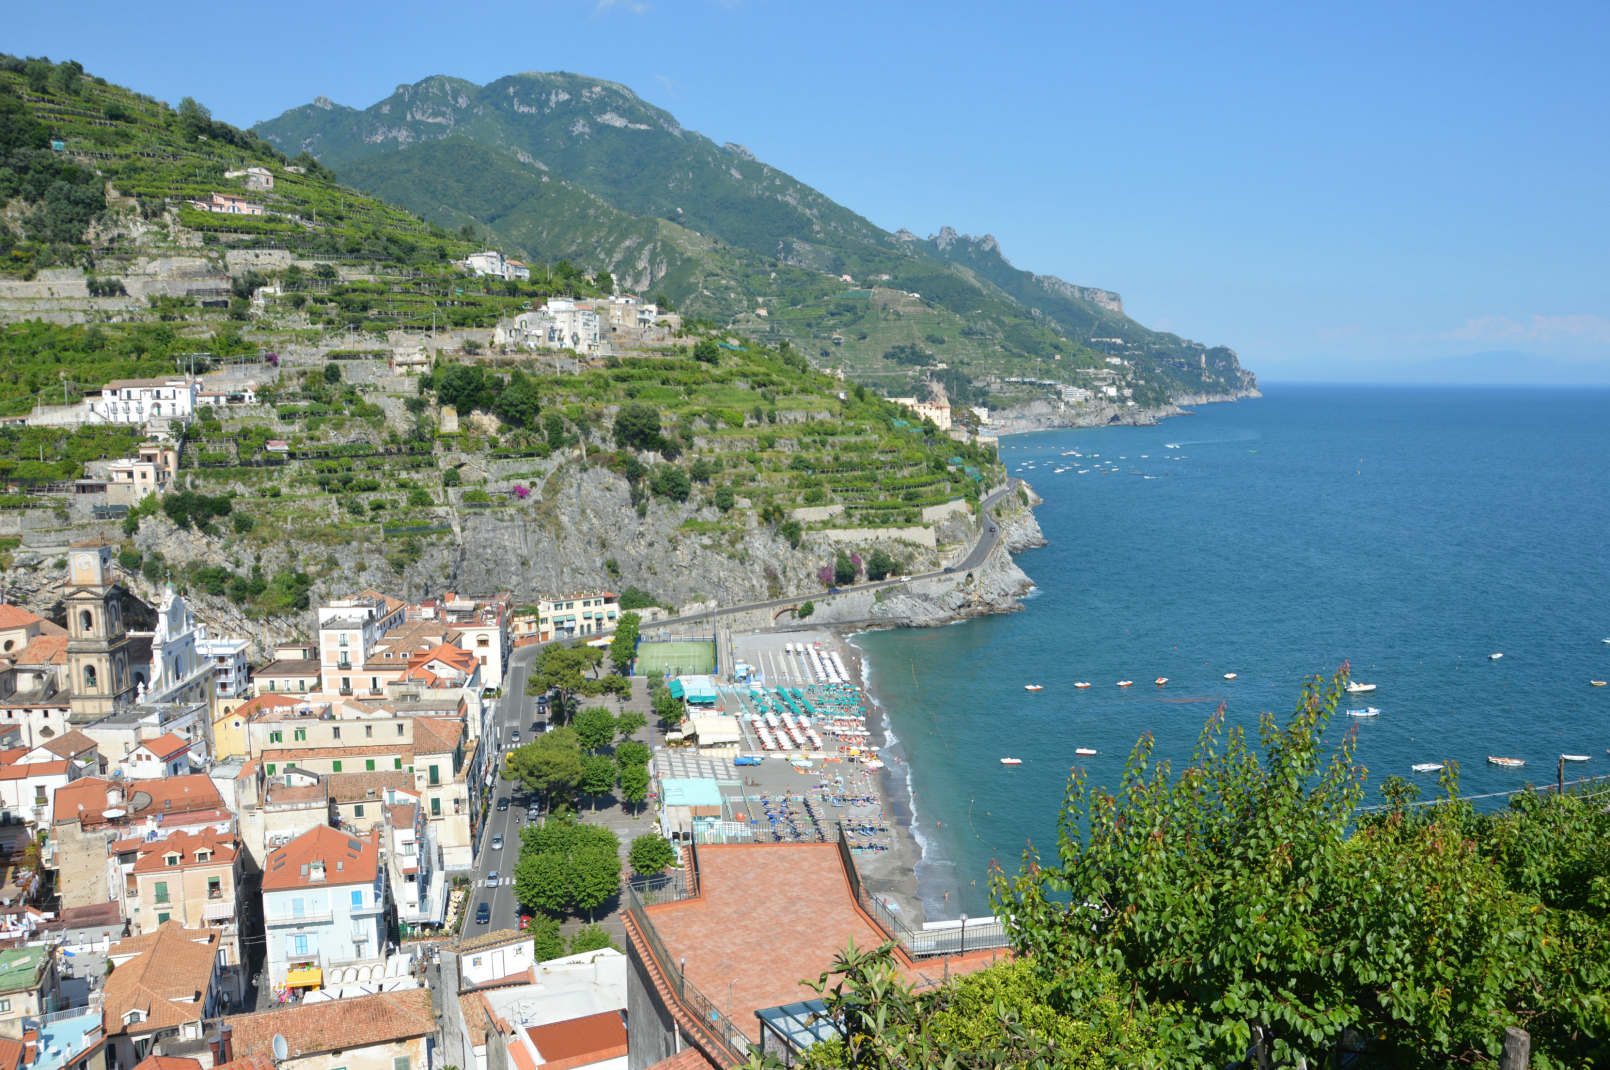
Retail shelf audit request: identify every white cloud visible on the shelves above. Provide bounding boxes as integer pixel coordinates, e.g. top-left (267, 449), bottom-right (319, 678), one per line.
top-left (595, 0), bottom-right (650, 14)
top-left (1442, 314), bottom-right (1610, 344)
top-left (654, 74), bottom-right (682, 99)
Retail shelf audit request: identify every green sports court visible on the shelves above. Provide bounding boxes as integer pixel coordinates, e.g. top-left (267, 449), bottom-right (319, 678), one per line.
top-left (634, 641), bottom-right (716, 677)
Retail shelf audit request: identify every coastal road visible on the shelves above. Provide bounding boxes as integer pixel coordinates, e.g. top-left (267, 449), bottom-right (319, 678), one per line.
top-left (639, 478), bottom-right (1024, 631)
top-left (465, 643), bottom-right (542, 934)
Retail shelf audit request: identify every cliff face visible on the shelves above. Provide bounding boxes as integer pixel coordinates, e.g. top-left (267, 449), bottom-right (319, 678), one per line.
top-left (989, 389), bottom-right (1263, 433)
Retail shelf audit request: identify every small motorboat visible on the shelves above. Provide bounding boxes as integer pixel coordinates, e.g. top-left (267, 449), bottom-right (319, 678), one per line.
top-left (1024, 685), bottom-right (1043, 692)
top-left (1487, 756), bottom-right (1526, 768)
top-left (1592, 680), bottom-right (1607, 687)
top-left (1075, 747), bottom-right (1098, 756)
top-left (1000, 758), bottom-right (1023, 765)
top-left (1345, 682), bottom-right (1377, 693)
top-left (1074, 681), bottom-right (1091, 689)
top-left (1155, 677), bottom-right (1168, 686)
top-left (1117, 680), bottom-right (1133, 687)
top-left (1223, 673), bottom-right (1237, 680)
top-left (1562, 754), bottom-right (1591, 762)
top-left (1412, 763), bottom-right (1444, 773)
top-left (1489, 653), bottom-right (1503, 660)
top-left (1346, 707), bottom-right (1381, 717)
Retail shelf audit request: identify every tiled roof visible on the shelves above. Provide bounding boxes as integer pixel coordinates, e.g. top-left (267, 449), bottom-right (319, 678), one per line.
top-left (508, 1040), bottom-right (537, 1070)
top-left (14, 635), bottom-right (67, 665)
top-left (223, 989), bottom-right (432, 1060)
top-left (0, 605), bottom-right (45, 630)
top-left (643, 1048), bottom-right (720, 1070)
top-left (227, 694), bottom-right (304, 720)
top-left (385, 803), bottom-right (416, 829)
top-left (261, 825), bottom-right (378, 891)
top-left (0, 1036), bottom-right (23, 1070)
top-left (527, 1011), bottom-right (627, 1070)
top-left (255, 658), bottom-right (321, 678)
top-left (136, 733), bottom-right (193, 761)
top-left (53, 775), bottom-right (224, 827)
top-left (409, 642), bottom-right (477, 675)
top-left (0, 749), bottom-right (26, 766)
top-left (104, 922), bottom-right (220, 1036)
top-left (412, 717), bottom-right (463, 756)
top-left (38, 730), bottom-right (97, 759)
top-left (458, 993), bottom-right (491, 1046)
top-left (131, 1056), bottom-right (203, 1070)
top-left (130, 828), bottom-right (236, 874)
top-left (0, 761), bottom-right (69, 781)
top-left (357, 589), bottom-right (405, 615)
top-left (214, 1056), bottom-right (274, 1070)
top-left (325, 771), bottom-right (414, 803)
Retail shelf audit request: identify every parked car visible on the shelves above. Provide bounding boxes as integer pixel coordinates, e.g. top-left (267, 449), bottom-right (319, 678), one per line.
top-left (734, 756), bottom-right (762, 766)
top-left (476, 902), bottom-right (490, 924)
top-left (497, 797), bottom-right (510, 811)
top-left (943, 566), bottom-right (955, 573)
top-left (491, 835), bottom-right (503, 850)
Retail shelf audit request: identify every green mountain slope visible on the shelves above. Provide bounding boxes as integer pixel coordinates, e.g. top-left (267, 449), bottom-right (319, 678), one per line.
top-left (257, 71), bottom-right (1258, 406)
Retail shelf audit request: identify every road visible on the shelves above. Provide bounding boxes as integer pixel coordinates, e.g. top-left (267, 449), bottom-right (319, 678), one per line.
top-left (458, 478), bottom-right (1021, 933)
top-left (465, 642), bottom-right (543, 934)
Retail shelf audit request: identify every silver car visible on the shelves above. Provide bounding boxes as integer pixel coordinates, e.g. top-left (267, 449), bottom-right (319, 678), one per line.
top-left (491, 835), bottom-right (503, 850)
top-left (487, 870), bottom-right (500, 887)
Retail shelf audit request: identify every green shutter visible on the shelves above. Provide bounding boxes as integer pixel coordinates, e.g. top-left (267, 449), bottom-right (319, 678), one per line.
top-left (266, 764), bottom-right (276, 775)
top-left (394, 758), bottom-right (402, 769)
top-left (366, 759), bottom-right (376, 771)
top-left (332, 760), bottom-right (342, 772)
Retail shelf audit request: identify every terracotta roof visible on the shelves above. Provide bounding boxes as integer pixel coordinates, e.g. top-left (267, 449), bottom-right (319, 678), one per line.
top-left (357, 589), bottom-right (405, 615)
top-left (131, 1056), bottom-right (203, 1070)
top-left (214, 1056), bottom-right (274, 1070)
top-left (223, 989), bottom-right (432, 1060)
top-left (325, 771), bottom-right (414, 803)
top-left (255, 659), bottom-right (321, 677)
top-left (130, 828), bottom-right (236, 874)
top-left (264, 781), bottom-right (327, 806)
top-left (0, 749), bottom-right (26, 766)
top-left (53, 775), bottom-right (224, 827)
top-left (527, 1011), bottom-right (627, 1070)
top-left (508, 1040), bottom-right (537, 1070)
top-left (458, 993), bottom-right (491, 1046)
top-left (136, 733), bottom-right (193, 761)
top-left (643, 1048), bottom-right (720, 1070)
top-left (227, 694), bottom-right (304, 720)
top-left (104, 922), bottom-right (220, 1036)
top-left (0, 1036), bottom-right (23, 1070)
top-left (0, 605), bottom-right (45, 630)
top-left (408, 642), bottom-right (477, 675)
top-left (261, 825), bottom-right (378, 891)
top-left (38, 730), bottom-right (97, 759)
top-left (385, 803), bottom-right (416, 829)
top-left (14, 635), bottom-right (67, 665)
top-left (411, 717), bottom-right (463, 756)
top-left (0, 761), bottom-right (68, 781)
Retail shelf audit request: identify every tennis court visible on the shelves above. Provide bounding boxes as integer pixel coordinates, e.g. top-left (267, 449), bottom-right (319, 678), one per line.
top-left (635, 641), bottom-right (716, 677)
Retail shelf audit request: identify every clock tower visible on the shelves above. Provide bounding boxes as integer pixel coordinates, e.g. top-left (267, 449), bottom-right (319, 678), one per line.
top-left (65, 538), bottom-right (135, 723)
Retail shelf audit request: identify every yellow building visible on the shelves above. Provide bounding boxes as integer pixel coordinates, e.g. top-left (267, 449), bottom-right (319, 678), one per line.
top-left (213, 692), bottom-right (302, 759)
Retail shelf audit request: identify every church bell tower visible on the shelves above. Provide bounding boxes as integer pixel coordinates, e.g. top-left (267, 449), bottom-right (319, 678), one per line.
top-left (65, 539), bottom-right (135, 723)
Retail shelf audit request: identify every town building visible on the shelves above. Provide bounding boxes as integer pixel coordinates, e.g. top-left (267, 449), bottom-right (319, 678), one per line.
top-left (409, 716), bottom-right (470, 870)
top-left (103, 923), bottom-right (233, 1066)
top-left (511, 593), bottom-right (620, 644)
top-left (327, 771), bottom-right (414, 832)
top-left (496, 300), bottom-right (604, 355)
top-left (138, 587), bottom-right (218, 709)
top-left (462, 251), bottom-right (512, 279)
top-left (64, 539), bottom-right (138, 725)
top-left (213, 693), bottom-right (300, 761)
top-left (0, 637), bottom-right (72, 751)
top-left (196, 632), bottom-right (251, 707)
top-left (887, 397), bottom-right (952, 431)
top-left (0, 945), bottom-right (62, 1036)
top-left (439, 593), bottom-right (511, 689)
top-left (219, 990), bottom-right (433, 1070)
top-left (106, 443), bottom-right (180, 507)
top-left (85, 381), bottom-right (199, 427)
top-left (253, 644), bottom-right (322, 697)
top-left (125, 732), bottom-right (200, 779)
top-left (382, 793), bottom-right (445, 931)
top-left (19, 1003), bottom-right (107, 1070)
top-left (0, 751), bottom-right (82, 833)
top-left (222, 166), bottom-right (274, 190)
top-left (124, 827), bottom-right (243, 988)
top-left (189, 192), bottom-right (265, 216)
top-left (0, 605), bottom-right (64, 657)
top-left (80, 699), bottom-right (211, 775)
top-left (260, 825), bottom-right (388, 992)
top-left (317, 593), bottom-right (407, 698)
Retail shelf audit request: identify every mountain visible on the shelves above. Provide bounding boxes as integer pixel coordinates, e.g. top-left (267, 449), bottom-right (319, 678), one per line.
top-left (256, 71), bottom-right (1258, 407)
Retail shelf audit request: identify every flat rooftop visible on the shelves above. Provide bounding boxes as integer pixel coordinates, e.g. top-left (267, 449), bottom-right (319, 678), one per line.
top-left (644, 844), bottom-right (997, 1043)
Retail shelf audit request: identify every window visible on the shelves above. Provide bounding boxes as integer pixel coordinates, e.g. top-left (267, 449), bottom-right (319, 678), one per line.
top-left (332, 726), bottom-right (341, 740)
top-left (394, 758), bottom-right (403, 770)
top-left (365, 725), bottom-right (373, 738)
top-left (83, 665), bottom-right (98, 691)
top-left (365, 759), bottom-right (376, 771)
top-left (291, 934), bottom-right (308, 955)
top-left (153, 881), bottom-right (169, 903)
top-left (294, 728), bottom-right (306, 742)
top-left (353, 804), bottom-right (365, 818)
top-left (34, 786), bottom-right (46, 805)
top-left (266, 764), bottom-right (276, 776)
top-left (394, 1057), bottom-right (411, 1070)
top-left (430, 797), bottom-right (441, 817)
top-left (207, 877), bottom-right (221, 899)
top-left (396, 724), bottom-right (404, 736)
top-left (339, 634), bottom-right (348, 647)
top-left (477, 636), bottom-right (489, 646)
top-left (351, 890), bottom-right (363, 907)
top-left (298, 680), bottom-right (306, 691)
top-left (269, 730), bottom-right (283, 744)
top-left (196, 850), bottom-right (211, 863)
top-left (164, 854), bottom-right (179, 867)
top-left (428, 765), bottom-right (440, 786)
top-left (0, 999), bottom-right (10, 1012)
top-left (331, 761), bottom-right (342, 773)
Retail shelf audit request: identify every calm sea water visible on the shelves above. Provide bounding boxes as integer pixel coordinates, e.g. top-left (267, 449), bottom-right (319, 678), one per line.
top-left (854, 384), bottom-right (1610, 919)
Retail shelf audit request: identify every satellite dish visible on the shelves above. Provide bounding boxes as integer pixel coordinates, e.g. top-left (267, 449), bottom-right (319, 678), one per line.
top-left (272, 1035), bottom-right (288, 1063)
top-left (102, 809), bottom-right (126, 819)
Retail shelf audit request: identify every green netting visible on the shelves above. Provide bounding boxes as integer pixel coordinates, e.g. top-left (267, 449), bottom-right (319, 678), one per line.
top-left (636, 641), bottom-right (716, 677)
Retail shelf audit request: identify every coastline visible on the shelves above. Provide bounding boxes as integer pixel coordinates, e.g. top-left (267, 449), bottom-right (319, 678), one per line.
top-left (985, 387), bottom-right (1263, 435)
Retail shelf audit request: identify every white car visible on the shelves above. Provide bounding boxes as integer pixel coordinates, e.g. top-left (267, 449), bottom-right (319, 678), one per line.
top-left (491, 835), bottom-right (503, 850)
top-left (487, 870), bottom-right (500, 887)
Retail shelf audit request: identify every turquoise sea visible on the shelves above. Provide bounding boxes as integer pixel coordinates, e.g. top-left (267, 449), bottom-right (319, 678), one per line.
top-left (853, 384), bottom-right (1610, 920)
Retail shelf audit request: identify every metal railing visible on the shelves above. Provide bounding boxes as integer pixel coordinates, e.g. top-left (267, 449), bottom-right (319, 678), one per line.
top-left (624, 880), bottom-right (750, 1062)
top-left (264, 909), bottom-right (333, 925)
top-left (835, 823), bottom-right (1009, 959)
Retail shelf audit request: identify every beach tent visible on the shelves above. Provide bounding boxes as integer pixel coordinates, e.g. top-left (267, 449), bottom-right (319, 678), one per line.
top-left (688, 715), bottom-right (743, 745)
top-left (673, 675), bottom-right (720, 706)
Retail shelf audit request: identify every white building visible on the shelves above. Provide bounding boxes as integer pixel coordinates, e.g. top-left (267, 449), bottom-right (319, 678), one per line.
top-left (106, 443), bottom-right (179, 507)
top-left (463, 251), bottom-right (511, 279)
top-left (196, 630), bottom-right (251, 703)
top-left (496, 300), bottom-right (604, 355)
top-left (440, 594), bottom-right (511, 690)
top-left (141, 585), bottom-right (216, 709)
top-left (317, 592), bottom-right (407, 690)
top-left (510, 593), bottom-right (619, 644)
top-left (84, 378), bottom-right (199, 427)
top-left (888, 397), bottom-right (952, 431)
top-left (223, 166), bottom-right (275, 190)
top-left (1059, 386), bottom-right (1092, 403)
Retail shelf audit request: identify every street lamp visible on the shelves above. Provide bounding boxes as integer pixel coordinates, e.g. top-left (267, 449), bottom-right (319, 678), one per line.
top-left (728, 978), bottom-right (739, 1018)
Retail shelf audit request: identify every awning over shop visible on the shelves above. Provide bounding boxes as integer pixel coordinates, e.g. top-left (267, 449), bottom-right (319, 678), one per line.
top-left (285, 966), bottom-right (323, 988)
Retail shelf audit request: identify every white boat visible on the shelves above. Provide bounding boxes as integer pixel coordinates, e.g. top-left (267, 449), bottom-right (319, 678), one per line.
top-left (1074, 748), bottom-right (1097, 756)
top-left (1000, 758), bottom-right (1023, 765)
top-left (1074, 682), bottom-right (1091, 689)
top-left (1411, 763), bottom-right (1443, 773)
top-left (1117, 680), bottom-right (1133, 687)
top-left (1592, 680), bottom-right (1607, 687)
top-left (1489, 653), bottom-right (1503, 660)
top-left (1346, 707), bottom-right (1381, 717)
top-left (1025, 684), bottom-right (1043, 692)
top-left (1562, 754), bottom-right (1591, 762)
top-left (1155, 677), bottom-right (1168, 686)
top-left (1223, 673), bottom-right (1237, 680)
top-left (1488, 756), bottom-right (1526, 768)
top-left (1345, 682), bottom-right (1377, 693)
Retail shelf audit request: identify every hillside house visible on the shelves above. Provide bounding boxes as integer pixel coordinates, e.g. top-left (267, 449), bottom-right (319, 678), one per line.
top-left (190, 193), bottom-right (265, 216)
top-left (88, 380), bottom-right (199, 427)
top-left (260, 826), bottom-right (388, 991)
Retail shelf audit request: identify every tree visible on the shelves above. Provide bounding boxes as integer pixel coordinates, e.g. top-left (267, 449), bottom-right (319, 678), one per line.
top-left (651, 688), bottom-right (686, 727)
top-left (571, 846), bottom-right (621, 921)
top-left (493, 370), bottom-right (542, 428)
top-left (526, 644), bottom-right (606, 721)
top-left (628, 831), bottom-right (677, 876)
top-left (608, 611), bottom-right (641, 672)
top-left (689, 458), bottom-right (712, 484)
top-left (528, 914), bottom-right (565, 961)
top-left (593, 270), bottom-right (615, 296)
top-left (578, 753), bottom-right (617, 809)
top-left (615, 740), bottom-right (651, 771)
top-left (834, 550), bottom-right (858, 587)
top-left (323, 362), bottom-right (342, 383)
top-left (779, 519), bottom-right (803, 548)
top-left (714, 485), bottom-right (735, 512)
top-left (650, 465), bottom-right (691, 502)
top-left (572, 707), bottom-right (617, 753)
top-left (513, 850), bottom-right (571, 917)
top-left (569, 924), bottom-right (619, 954)
top-left (693, 339), bottom-right (721, 364)
top-left (618, 587), bottom-right (657, 611)
top-left (506, 729), bottom-right (584, 813)
top-left (442, 468), bottom-right (462, 487)
top-left (613, 402), bottom-right (664, 453)
top-left (619, 763), bottom-right (650, 814)
top-left (866, 547), bottom-right (896, 582)
top-left (599, 674), bottom-right (632, 702)
top-left (797, 601), bottom-right (814, 619)
top-left (615, 710), bottom-right (647, 742)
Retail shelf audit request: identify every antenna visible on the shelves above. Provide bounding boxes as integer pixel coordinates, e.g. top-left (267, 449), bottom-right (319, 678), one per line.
top-left (272, 1035), bottom-right (288, 1063)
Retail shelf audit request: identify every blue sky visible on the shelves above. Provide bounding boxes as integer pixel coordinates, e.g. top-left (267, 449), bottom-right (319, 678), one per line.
top-left (8, 1), bottom-right (1608, 381)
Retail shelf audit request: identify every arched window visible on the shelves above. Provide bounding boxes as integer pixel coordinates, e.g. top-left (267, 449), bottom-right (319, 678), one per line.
top-left (79, 610), bottom-right (94, 634)
top-left (152, 404), bottom-right (161, 416)
top-left (83, 665), bottom-right (98, 691)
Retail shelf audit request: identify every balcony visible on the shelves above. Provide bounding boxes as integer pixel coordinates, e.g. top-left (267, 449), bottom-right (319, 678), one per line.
top-left (265, 909), bottom-right (333, 926)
